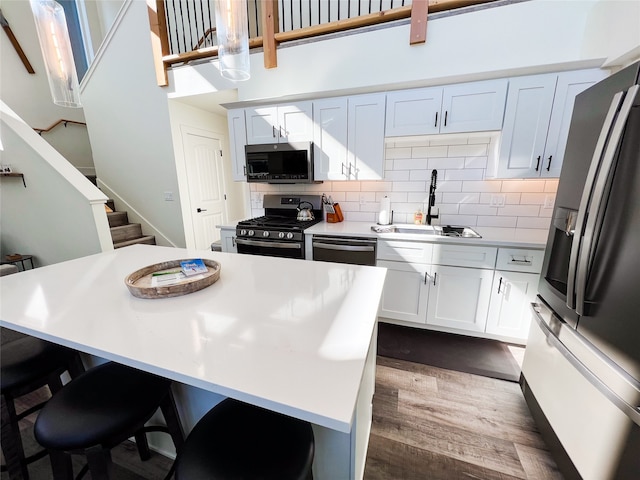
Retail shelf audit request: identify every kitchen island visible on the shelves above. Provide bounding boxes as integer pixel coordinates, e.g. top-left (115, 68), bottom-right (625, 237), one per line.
top-left (0, 244), bottom-right (387, 479)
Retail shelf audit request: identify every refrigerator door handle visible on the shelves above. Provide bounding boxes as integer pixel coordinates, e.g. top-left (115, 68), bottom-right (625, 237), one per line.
top-left (575, 85), bottom-right (640, 316)
top-left (566, 91), bottom-right (625, 310)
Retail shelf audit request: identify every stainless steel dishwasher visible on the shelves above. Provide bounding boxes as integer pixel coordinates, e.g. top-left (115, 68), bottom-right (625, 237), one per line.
top-left (311, 236), bottom-right (377, 266)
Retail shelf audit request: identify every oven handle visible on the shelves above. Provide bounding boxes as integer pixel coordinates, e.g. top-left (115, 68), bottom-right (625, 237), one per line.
top-left (235, 238), bottom-right (302, 249)
top-left (312, 242), bottom-right (375, 253)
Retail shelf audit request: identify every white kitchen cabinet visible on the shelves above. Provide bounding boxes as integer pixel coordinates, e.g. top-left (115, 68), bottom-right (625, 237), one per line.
top-left (346, 93), bottom-right (386, 180)
top-left (426, 265), bottom-right (494, 333)
top-left (245, 102), bottom-right (313, 144)
top-left (227, 108), bottom-right (248, 181)
top-left (313, 97), bottom-right (349, 181)
top-left (385, 79), bottom-right (508, 136)
top-left (314, 93), bottom-right (386, 181)
top-left (219, 227), bottom-right (237, 253)
top-left (485, 270), bottom-right (539, 340)
top-left (496, 69), bottom-right (607, 178)
top-left (377, 260), bottom-right (430, 324)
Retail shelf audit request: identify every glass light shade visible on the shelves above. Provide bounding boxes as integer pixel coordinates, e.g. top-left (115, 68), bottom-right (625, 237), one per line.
top-left (214, 0), bottom-right (250, 81)
top-left (30, 0), bottom-right (82, 107)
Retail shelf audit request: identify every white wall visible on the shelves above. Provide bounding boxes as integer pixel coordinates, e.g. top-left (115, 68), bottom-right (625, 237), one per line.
top-left (170, 0), bottom-right (640, 105)
top-left (0, 103), bottom-right (111, 266)
top-left (80, 1), bottom-right (186, 247)
top-left (0, 0), bottom-right (94, 174)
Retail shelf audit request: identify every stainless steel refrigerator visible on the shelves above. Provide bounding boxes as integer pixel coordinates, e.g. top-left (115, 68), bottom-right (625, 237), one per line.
top-left (521, 61), bottom-right (640, 480)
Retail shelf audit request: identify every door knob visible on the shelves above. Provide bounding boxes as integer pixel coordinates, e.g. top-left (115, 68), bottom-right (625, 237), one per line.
top-left (197, 208), bottom-right (207, 213)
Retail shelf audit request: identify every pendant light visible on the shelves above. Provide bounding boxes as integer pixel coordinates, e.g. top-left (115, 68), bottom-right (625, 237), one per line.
top-left (214, 0), bottom-right (250, 81)
top-left (30, 0), bottom-right (81, 107)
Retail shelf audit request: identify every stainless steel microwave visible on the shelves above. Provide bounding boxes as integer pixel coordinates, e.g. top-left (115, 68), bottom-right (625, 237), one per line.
top-left (245, 142), bottom-right (315, 183)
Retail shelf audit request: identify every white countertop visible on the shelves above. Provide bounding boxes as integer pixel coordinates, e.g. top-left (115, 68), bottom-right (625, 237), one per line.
top-left (305, 221), bottom-right (549, 249)
top-left (0, 245), bottom-right (387, 433)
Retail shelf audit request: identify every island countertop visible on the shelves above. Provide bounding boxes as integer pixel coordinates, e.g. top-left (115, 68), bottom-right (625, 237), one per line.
top-left (0, 244), bottom-right (387, 434)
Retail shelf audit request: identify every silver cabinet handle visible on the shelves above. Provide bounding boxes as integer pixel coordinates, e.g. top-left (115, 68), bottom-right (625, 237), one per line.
top-left (567, 91), bottom-right (625, 310)
top-left (510, 257), bottom-right (531, 265)
top-left (575, 85), bottom-right (638, 316)
top-left (272, 125), bottom-right (276, 138)
top-left (497, 277), bottom-right (503, 294)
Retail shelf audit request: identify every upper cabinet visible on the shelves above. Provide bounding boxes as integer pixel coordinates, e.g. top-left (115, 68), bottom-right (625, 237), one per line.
top-left (495, 69), bottom-right (608, 178)
top-left (227, 108), bottom-right (248, 181)
top-left (245, 102), bottom-right (313, 144)
top-left (385, 79), bottom-right (508, 137)
top-left (314, 93), bottom-right (386, 181)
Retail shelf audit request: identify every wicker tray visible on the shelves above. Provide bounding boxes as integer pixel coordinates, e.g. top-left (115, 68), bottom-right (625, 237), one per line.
top-left (125, 259), bottom-right (221, 299)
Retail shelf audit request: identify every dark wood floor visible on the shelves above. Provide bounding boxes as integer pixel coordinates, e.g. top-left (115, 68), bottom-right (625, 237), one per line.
top-left (2, 356), bottom-right (562, 480)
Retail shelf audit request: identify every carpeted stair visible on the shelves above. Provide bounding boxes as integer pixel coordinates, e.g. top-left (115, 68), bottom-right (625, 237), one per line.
top-left (106, 201), bottom-right (156, 249)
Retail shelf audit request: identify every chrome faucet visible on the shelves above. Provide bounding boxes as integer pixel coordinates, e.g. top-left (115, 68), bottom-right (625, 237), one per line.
top-left (426, 169), bottom-right (439, 225)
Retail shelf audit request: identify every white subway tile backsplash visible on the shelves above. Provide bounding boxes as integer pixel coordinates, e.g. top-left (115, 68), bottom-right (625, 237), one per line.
top-left (393, 158), bottom-right (429, 170)
top-left (428, 157), bottom-right (466, 169)
top-left (385, 147), bottom-right (412, 159)
top-left (249, 134), bottom-right (557, 235)
top-left (517, 217), bottom-right (552, 229)
top-left (445, 169), bottom-right (484, 181)
top-left (501, 180), bottom-right (546, 192)
top-left (477, 216), bottom-right (518, 228)
top-left (411, 146), bottom-right (449, 158)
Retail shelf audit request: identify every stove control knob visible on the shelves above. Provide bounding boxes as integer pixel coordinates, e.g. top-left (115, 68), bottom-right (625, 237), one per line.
top-left (286, 232), bottom-right (294, 240)
top-left (278, 232), bottom-right (285, 239)
top-left (263, 231), bottom-right (270, 237)
top-left (240, 229), bottom-right (247, 236)
top-left (248, 230), bottom-right (255, 237)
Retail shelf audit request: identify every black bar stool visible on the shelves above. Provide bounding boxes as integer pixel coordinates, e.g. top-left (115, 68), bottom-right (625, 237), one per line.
top-left (33, 361), bottom-right (184, 480)
top-left (1, 335), bottom-right (85, 480)
top-left (175, 398), bottom-right (315, 480)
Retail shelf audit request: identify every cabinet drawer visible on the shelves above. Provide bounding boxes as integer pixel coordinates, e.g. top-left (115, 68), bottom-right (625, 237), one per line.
top-left (431, 244), bottom-right (497, 269)
top-left (377, 240), bottom-right (433, 264)
top-left (496, 248), bottom-right (544, 273)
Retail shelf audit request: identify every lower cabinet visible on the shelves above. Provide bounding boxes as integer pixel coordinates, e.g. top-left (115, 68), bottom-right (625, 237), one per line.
top-left (377, 239), bottom-right (543, 342)
top-left (426, 265), bottom-right (494, 333)
top-left (485, 270), bottom-right (539, 339)
top-left (219, 228), bottom-right (237, 253)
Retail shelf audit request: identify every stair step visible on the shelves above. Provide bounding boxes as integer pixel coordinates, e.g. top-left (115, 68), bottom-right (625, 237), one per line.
top-left (107, 211), bottom-right (129, 228)
top-left (106, 199), bottom-right (116, 211)
top-left (110, 224), bottom-right (143, 243)
top-left (114, 236), bottom-right (156, 249)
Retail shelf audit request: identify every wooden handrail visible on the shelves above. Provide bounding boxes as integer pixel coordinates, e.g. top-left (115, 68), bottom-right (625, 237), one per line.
top-left (158, 0), bottom-right (496, 70)
top-left (34, 119), bottom-right (87, 134)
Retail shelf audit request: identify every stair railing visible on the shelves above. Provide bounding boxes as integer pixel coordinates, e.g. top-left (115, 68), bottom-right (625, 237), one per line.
top-left (34, 119), bottom-right (87, 135)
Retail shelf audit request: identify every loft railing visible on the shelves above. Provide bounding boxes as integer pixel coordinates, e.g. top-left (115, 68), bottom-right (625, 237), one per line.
top-left (147, 0), bottom-right (495, 86)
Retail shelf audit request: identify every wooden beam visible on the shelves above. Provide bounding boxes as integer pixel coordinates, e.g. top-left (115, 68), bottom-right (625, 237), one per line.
top-left (262, 0), bottom-right (278, 69)
top-left (146, 0), bottom-right (169, 86)
top-left (0, 9), bottom-right (35, 74)
top-left (410, 0), bottom-right (429, 45)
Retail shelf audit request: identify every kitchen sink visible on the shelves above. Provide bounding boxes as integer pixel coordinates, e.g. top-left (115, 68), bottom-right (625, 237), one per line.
top-left (371, 224), bottom-right (482, 238)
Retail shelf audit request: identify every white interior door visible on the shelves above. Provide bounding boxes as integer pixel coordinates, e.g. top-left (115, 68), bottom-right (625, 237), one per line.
top-left (184, 132), bottom-right (227, 249)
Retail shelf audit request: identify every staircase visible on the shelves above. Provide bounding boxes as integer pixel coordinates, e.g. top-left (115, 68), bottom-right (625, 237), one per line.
top-left (106, 200), bottom-right (156, 248)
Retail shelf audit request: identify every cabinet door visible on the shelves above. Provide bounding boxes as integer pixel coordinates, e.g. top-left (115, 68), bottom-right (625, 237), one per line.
top-left (497, 73), bottom-right (557, 178)
top-left (426, 266), bottom-right (493, 333)
top-left (377, 260), bottom-right (430, 324)
top-left (347, 94), bottom-right (386, 180)
top-left (385, 87), bottom-right (442, 136)
top-left (541, 69), bottom-right (608, 178)
top-left (227, 108), bottom-right (247, 181)
top-left (220, 229), bottom-right (237, 253)
top-left (278, 102), bottom-right (313, 143)
top-left (486, 271), bottom-right (539, 340)
top-left (313, 97), bottom-right (349, 180)
top-left (441, 79), bottom-right (508, 134)
top-left (246, 106), bottom-right (279, 144)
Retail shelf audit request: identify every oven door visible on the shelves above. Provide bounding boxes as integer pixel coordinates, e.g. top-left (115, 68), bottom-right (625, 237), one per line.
top-left (236, 238), bottom-right (304, 259)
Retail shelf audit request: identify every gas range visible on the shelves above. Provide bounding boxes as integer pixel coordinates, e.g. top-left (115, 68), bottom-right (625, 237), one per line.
top-left (235, 195), bottom-right (323, 259)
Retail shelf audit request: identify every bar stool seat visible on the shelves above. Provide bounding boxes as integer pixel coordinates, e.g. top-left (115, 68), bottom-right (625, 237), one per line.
top-left (34, 361), bottom-right (184, 480)
top-left (175, 398), bottom-right (314, 480)
top-left (1, 335), bottom-right (84, 480)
